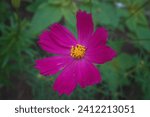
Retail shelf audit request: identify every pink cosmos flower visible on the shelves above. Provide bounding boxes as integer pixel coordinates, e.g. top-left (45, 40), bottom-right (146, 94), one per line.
top-left (35, 10), bottom-right (117, 95)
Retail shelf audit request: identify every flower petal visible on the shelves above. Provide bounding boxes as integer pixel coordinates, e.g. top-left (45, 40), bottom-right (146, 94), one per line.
top-left (53, 62), bottom-right (77, 95)
top-left (87, 27), bottom-right (108, 48)
top-left (35, 56), bottom-right (73, 76)
top-left (75, 60), bottom-right (102, 88)
top-left (38, 30), bottom-right (68, 55)
top-left (49, 23), bottom-right (77, 47)
top-left (76, 10), bottom-right (94, 43)
top-left (38, 23), bottom-right (76, 55)
top-left (86, 45), bottom-right (117, 64)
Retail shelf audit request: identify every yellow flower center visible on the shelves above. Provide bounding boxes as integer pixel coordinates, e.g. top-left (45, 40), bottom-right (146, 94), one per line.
top-left (70, 44), bottom-right (86, 59)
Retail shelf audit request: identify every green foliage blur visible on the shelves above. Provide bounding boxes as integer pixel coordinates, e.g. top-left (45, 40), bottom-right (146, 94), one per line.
top-left (0, 0), bottom-right (150, 99)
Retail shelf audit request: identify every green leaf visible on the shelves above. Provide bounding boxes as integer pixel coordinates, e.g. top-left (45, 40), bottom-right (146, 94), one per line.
top-left (112, 53), bottom-right (138, 70)
top-left (136, 27), bottom-right (150, 39)
top-left (62, 6), bottom-right (76, 26)
top-left (137, 12), bottom-right (148, 26)
top-left (100, 53), bottom-right (137, 98)
top-left (30, 4), bottom-right (63, 35)
top-left (48, 0), bottom-right (62, 5)
top-left (27, 0), bottom-right (46, 12)
top-left (108, 39), bottom-right (124, 53)
top-left (61, 6), bottom-right (77, 36)
top-left (93, 3), bottom-right (120, 27)
top-left (139, 41), bottom-right (150, 51)
top-left (123, 0), bottom-right (148, 32)
top-left (135, 27), bottom-right (150, 51)
top-left (126, 17), bottom-right (137, 32)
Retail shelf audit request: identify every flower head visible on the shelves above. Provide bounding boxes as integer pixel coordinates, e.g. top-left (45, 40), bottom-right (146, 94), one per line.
top-left (35, 10), bottom-right (117, 95)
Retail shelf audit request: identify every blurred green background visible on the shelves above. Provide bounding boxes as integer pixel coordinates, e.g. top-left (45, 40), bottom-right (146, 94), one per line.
top-left (0, 0), bottom-right (150, 99)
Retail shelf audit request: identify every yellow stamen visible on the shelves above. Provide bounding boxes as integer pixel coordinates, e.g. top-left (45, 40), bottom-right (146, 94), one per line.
top-left (70, 44), bottom-right (86, 59)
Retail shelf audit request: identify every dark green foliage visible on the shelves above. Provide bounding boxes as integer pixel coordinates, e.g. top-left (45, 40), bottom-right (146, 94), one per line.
top-left (0, 0), bottom-right (150, 99)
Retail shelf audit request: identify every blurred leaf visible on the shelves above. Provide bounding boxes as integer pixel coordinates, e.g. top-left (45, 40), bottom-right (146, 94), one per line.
top-left (135, 26), bottom-right (150, 51)
top-left (30, 4), bottom-right (63, 35)
top-left (11, 0), bottom-right (21, 9)
top-left (135, 58), bottom-right (150, 99)
top-left (137, 12), bottom-right (148, 26)
top-left (125, 0), bottom-right (148, 32)
top-left (126, 12), bottom-right (148, 32)
top-left (126, 17), bottom-right (137, 32)
top-left (136, 27), bottom-right (150, 39)
top-left (27, 0), bottom-right (46, 12)
top-left (93, 3), bottom-right (120, 28)
top-left (48, 0), bottom-right (62, 5)
top-left (139, 41), bottom-right (150, 51)
top-left (100, 53), bottom-right (138, 98)
top-left (61, 2), bottom-right (77, 36)
top-left (108, 39), bottom-right (124, 53)
top-left (117, 8), bottom-right (129, 18)
top-left (0, 1), bottom-right (10, 22)
top-left (113, 53), bottom-right (138, 70)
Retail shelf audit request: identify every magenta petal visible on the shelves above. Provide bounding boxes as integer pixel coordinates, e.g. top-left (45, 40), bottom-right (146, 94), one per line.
top-left (53, 63), bottom-right (77, 95)
top-left (35, 56), bottom-right (73, 76)
top-left (49, 23), bottom-right (77, 47)
top-left (86, 45), bottom-right (117, 64)
top-left (76, 60), bottom-right (102, 88)
top-left (87, 27), bottom-right (108, 48)
top-left (38, 30), bottom-right (70, 55)
top-left (38, 23), bottom-right (77, 55)
top-left (76, 10), bottom-right (94, 43)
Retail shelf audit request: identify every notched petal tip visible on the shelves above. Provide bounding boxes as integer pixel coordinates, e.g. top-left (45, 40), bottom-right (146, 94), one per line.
top-left (34, 56), bottom-right (71, 76)
top-left (77, 10), bottom-right (91, 16)
top-left (53, 63), bottom-right (77, 96)
top-left (76, 10), bottom-right (94, 41)
top-left (86, 45), bottom-right (117, 64)
top-left (100, 27), bottom-right (108, 36)
top-left (53, 84), bottom-right (74, 96)
top-left (76, 60), bottom-right (102, 88)
top-left (88, 27), bottom-right (109, 47)
top-left (49, 23), bottom-right (60, 30)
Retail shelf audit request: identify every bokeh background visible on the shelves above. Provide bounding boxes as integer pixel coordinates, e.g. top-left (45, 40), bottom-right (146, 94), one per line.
top-left (0, 0), bottom-right (150, 99)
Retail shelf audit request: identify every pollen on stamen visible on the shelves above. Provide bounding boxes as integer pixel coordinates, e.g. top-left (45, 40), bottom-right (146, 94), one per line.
top-left (70, 44), bottom-right (86, 59)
